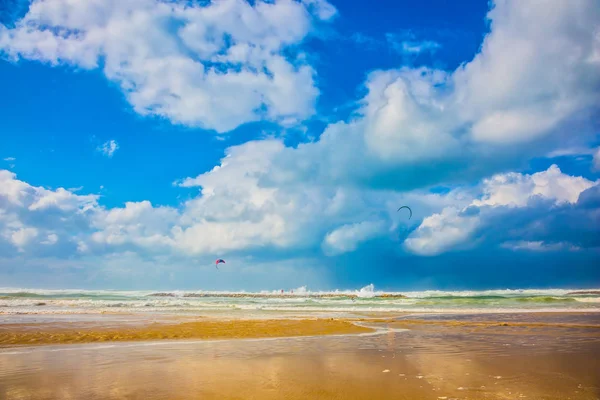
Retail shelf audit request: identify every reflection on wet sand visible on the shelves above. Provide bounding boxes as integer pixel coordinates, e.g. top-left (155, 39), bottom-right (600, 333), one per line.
top-left (0, 313), bottom-right (599, 400)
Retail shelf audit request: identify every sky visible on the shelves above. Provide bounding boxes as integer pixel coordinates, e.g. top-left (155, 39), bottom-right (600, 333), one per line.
top-left (0, 0), bottom-right (599, 291)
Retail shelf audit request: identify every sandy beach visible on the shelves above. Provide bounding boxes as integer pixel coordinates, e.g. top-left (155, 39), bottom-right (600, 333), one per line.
top-left (1, 311), bottom-right (599, 399)
top-left (0, 318), bottom-right (373, 346)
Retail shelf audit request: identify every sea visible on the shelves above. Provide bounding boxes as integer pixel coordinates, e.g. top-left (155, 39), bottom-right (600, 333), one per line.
top-left (1, 285), bottom-right (599, 317)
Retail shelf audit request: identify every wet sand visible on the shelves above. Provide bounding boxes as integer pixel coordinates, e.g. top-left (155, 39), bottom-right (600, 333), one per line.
top-left (0, 318), bottom-right (372, 347)
top-left (0, 313), bottom-right (599, 399)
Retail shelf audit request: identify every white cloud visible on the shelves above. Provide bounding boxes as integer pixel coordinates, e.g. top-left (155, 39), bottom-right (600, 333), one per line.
top-left (0, 0), bottom-right (335, 133)
top-left (65, 134), bottom-right (469, 258)
top-left (170, 140), bottom-right (357, 254)
top-left (90, 200), bottom-right (178, 250)
top-left (0, 152), bottom-right (598, 269)
top-left (0, 139), bottom-right (395, 258)
top-left (264, 0), bottom-right (600, 191)
top-left (322, 220), bottom-right (386, 256)
top-left (11, 227), bottom-right (38, 251)
top-left (166, 140), bottom-right (481, 256)
top-left (0, 170), bottom-right (97, 212)
top-left (29, 187), bottom-right (97, 212)
top-left (3, 154), bottom-right (586, 261)
top-left (405, 165), bottom-right (598, 256)
top-left (404, 207), bottom-right (480, 256)
top-left (41, 233), bottom-right (59, 245)
top-left (0, 170), bottom-right (98, 255)
top-left (454, 0), bottom-right (600, 144)
top-left (97, 140), bottom-right (119, 158)
top-left (472, 165), bottom-right (594, 207)
top-left (301, 0), bottom-right (337, 20)
top-left (0, 169), bottom-right (29, 205)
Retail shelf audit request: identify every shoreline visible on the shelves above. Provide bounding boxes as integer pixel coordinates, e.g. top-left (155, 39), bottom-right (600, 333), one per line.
top-left (0, 318), bottom-right (374, 347)
top-left (149, 292), bottom-right (408, 299)
top-left (2, 311), bottom-right (599, 348)
top-left (2, 307), bottom-right (600, 317)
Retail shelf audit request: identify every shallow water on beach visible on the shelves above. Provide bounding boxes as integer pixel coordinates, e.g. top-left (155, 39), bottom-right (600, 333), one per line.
top-left (1, 313), bottom-right (599, 400)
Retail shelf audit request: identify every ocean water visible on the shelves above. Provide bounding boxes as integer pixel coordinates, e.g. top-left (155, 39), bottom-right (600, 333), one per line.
top-left (1, 285), bottom-right (599, 316)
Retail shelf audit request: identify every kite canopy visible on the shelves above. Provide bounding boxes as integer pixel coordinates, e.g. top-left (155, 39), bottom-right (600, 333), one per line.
top-left (397, 205), bottom-right (412, 219)
top-left (215, 259), bottom-right (225, 269)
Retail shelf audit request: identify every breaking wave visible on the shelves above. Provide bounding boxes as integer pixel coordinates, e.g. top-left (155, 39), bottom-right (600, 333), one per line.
top-left (1, 285), bottom-right (599, 315)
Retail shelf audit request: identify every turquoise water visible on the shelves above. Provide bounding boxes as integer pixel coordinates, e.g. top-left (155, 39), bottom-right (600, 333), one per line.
top-left (1, 286), bottom-right (599, 315)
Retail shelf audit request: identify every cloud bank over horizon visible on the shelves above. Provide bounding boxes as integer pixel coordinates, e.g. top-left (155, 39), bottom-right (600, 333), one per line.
top-left (0, 0), bottom-right (599, 289)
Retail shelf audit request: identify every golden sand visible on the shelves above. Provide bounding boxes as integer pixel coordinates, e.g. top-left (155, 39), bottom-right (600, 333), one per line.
top-left (2, 315), bottom-right (599, 400)
top-left (0, 318), bottom-right (373, 347)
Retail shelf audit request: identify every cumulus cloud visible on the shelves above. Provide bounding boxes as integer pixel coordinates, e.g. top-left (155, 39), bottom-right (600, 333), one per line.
top-left (0, 170), bottom-right (177, 257)
top-left (1, 158), bottom-right (598, 272)
top-left (264, 0), bottom-right (600, 191)
top-left (90, 200), bottom-right (178, 251)
top-left (0, 0), bottom-right (336, 132)
top-left (0, 170), bottom-right (98, 256)
top-left (471, 165), bottom-right (594, 207)
top-left (41, 233), bottom-right (59, 246)
top-left (11, 227), bottom-right (38, 252)
top-left (405, 165), bottom-right (599, 256)
top-left (0, 155), bottom-right (434, 259)
top-left (322, 220), bottom-right (386, 256)
top-left (404, 207), bottom-right (480, 256)
top-left (171, 140), bottom-right (401, 255)
top-left (97, 140), bottom-right (119, 158)
top-left (454, 1), bottom-right (600, 144)
top-left (166, 139), bottom-right (489, 257)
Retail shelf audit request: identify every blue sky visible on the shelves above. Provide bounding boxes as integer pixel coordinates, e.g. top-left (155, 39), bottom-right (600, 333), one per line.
top-left (0, 0), bottom-right (599, 291)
